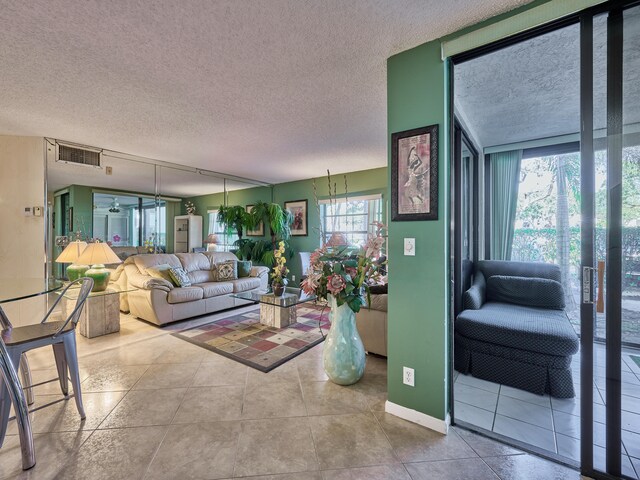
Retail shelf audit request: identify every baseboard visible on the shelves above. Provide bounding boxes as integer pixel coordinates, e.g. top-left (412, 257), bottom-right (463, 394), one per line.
top-left (385, 400), bottom-right (451, 434)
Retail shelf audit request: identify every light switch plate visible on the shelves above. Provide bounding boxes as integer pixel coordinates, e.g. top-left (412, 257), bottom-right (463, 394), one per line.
top-left (404, 238), bottom-right (416, 256)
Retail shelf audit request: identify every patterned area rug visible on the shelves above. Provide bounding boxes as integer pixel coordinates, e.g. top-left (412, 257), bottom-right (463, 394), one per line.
top-left (173, 303), bottom-right (330, 372)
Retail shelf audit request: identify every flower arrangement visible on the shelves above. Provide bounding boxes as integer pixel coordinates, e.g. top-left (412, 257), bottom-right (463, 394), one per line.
top-left (301, 221), bottom-right (386, 313)
top-left (185, 201), bottom-right (196, 215)
top-left (271, 240), bottom-right (289, 285)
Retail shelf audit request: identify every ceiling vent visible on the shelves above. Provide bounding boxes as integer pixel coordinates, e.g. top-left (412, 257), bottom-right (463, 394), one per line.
top-left (55, 142), bottom-right (102, 168)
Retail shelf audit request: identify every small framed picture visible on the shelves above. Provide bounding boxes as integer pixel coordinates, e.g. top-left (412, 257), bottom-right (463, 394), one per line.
top-left (391, 124), bottom-right (439, 221)
top-left (285, 200), bottom-right (308, 236)
top-left (245, 205), bottom-right (264, 236)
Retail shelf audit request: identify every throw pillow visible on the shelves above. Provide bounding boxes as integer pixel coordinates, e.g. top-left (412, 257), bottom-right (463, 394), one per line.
top-left (146, 264), bottom-right (178, 286)
top-left (486, 275), bottom-right (565, 310)
top-left (169, 267), bottom-right (192, 287)
top-left (237, 260), bottom-right (252, 278)
top-left (216, 260), bottom-right (238, 281)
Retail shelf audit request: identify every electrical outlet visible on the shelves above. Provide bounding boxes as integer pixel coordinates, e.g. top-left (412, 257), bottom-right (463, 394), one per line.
top-left (292, 275), bottom-right (296, 282)
top-left (403, 366), bottom-right (415, 387)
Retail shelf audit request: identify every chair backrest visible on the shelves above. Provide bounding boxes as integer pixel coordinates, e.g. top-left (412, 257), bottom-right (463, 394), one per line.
top-left (299, 252), bottom-right (312, 276)
top-left (47, 278), bottom-right (94, 337)
top-left (476, 260), bottom-right (562, 282)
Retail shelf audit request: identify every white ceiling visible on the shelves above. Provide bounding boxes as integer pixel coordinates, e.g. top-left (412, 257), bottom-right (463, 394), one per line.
top-left (1, 0), bottom-right (530, 184)
top-left (455, 7), bottom-right (640, 149)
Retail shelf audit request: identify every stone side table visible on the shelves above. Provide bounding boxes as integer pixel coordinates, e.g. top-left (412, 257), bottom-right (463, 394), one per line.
top-left (61, 287), bottom-right (128, 338)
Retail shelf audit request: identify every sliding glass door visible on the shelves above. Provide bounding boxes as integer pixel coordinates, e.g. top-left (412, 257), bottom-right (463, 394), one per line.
top-left (581, 5), bottom-right (640, 478)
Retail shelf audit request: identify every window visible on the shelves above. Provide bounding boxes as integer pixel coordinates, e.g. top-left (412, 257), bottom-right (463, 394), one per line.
top-left (207, 210), bottom-right (238, 252)
top-left (320, 195), bottom-right (383, 247)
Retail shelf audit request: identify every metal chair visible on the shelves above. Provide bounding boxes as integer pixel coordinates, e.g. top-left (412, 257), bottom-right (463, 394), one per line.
top-left (0, 277), bottom-right (93, 448)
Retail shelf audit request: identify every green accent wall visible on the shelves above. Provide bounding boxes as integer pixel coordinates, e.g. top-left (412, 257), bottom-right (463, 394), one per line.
top-left (385, 0), bottom-right (579, 423)
top-left (186, 167), bottom-right (387, 283)
top-left (387, 41), bottom-right (450, 420)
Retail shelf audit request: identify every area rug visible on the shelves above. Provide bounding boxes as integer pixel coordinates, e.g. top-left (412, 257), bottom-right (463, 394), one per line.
top-left (173, 304), bottom-right (330, 372)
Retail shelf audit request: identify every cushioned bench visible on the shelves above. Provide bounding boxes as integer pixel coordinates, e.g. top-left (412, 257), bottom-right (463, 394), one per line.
top-left (454, 260), bottom-right (579, 398)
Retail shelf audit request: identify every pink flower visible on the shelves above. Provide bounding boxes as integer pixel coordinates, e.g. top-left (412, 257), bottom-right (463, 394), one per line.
top-left (327, 274), bottom-right (346, 295)
top-left (365, 236), bottom-right (385, 259)
top-left (309, 247), bottom-right (326, 267)
top-left (345, 267), bottom-right (358, 278)
top-left (301, 272), bottom-right (321, 295)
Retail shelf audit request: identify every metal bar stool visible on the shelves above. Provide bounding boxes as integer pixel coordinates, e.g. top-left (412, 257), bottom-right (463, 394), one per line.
top-left (0, 277), bottom-right (93, 467)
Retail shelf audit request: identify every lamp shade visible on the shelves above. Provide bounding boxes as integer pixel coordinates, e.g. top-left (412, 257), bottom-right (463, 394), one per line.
top-left (77, 242), bottom-right (122, 265)
top-left (205, 234), bottom-right (218, 244)
top-left (55, 241), bottom-right (88, 263)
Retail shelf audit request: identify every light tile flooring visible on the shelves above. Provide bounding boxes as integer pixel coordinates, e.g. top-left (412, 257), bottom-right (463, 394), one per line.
top-left (0, 307), bottom-right (581, 480)
top-left (454, 342), bottom-right (640, 478)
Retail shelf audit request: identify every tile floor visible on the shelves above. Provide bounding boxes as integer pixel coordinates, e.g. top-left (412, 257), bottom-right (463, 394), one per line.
top-left (1, 306), bottom-right (581, 479)
top-left (454, 342), bottom-right (640, 478)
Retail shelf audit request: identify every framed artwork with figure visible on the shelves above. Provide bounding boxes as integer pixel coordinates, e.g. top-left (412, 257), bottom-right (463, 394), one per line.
top-left (391, 124), bottom-right (438, 221)
top-left (285, 200), bottom-right (308, 236)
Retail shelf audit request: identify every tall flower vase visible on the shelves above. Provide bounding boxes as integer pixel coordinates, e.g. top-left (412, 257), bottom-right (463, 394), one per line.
top-left (323, 295), bottom-right (366, 385)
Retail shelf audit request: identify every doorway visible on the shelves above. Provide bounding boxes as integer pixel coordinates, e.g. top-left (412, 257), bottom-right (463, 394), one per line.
top-left (450, 3), bottom-right (640, 478)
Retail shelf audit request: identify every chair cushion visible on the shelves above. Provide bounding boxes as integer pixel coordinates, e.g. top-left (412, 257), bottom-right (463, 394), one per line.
top-left (167, 286), bottom-right (204, 304)
top-left (456, 302), bottom-right (579, 356)
top-left (169, 267), bottom-right (192, 287)
top-left (365, 294), bottom-right (387, 312)
top-left (216, 260), bottom-right (238, 281)
top-left (197, 282), bottom-right (234, 298)
top-left (230, 277), bottom-right (261, 293)
top-left (487, 275), bottom-right (565, 309)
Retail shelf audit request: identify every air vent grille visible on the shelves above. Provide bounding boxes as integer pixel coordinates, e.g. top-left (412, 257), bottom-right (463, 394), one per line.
top-left (58, 145), bottom-right (101, 166)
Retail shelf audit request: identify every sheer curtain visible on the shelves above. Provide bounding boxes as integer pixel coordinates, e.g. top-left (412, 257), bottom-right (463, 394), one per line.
top-left (490, 150), bottom-right (522, 260)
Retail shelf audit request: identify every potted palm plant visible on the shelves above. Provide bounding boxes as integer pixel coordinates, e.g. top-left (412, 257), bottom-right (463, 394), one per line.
top-left (217, 205), bottom-right (252, 240)
top-left (249, 201), bottom-right (294, 266)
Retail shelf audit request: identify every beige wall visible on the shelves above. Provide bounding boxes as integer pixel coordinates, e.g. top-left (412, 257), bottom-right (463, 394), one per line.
top-left (0, 136), bottom-right (47, 325)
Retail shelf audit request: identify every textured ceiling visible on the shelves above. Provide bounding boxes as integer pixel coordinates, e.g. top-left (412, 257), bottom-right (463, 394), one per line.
top-left (0, 0), bottom-right (530, 183)
top-left (455, 7), bottom-right (640, 149)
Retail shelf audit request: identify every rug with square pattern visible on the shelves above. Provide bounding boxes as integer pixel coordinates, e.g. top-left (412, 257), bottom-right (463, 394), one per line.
top-left (172, 303), bottom-right (330, 372)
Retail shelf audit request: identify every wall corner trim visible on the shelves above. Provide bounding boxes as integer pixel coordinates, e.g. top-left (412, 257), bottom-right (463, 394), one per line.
top-left (385, 400), bottom-right (451, 435)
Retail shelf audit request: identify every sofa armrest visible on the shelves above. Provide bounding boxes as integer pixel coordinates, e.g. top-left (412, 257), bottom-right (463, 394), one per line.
top-left (462, 272), bottom-right (485, 310)
top-left (250, 266), bottom-right (270, 290)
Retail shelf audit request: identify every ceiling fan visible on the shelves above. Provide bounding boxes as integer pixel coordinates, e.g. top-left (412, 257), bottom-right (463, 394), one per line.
top-left (108, 197), bottom-right (120, 213)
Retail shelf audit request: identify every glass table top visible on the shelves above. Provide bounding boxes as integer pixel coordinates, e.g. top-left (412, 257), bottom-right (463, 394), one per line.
top-left (0, 278), bottom-right (64, 304)
top-left (231, 287), bottom-right (316, 307)
top-left (57, 283), bottom-right (139, 300)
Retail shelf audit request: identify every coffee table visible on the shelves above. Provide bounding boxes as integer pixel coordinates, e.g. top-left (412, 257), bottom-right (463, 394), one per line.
top-left (231, 288), bottom-right (316, 328)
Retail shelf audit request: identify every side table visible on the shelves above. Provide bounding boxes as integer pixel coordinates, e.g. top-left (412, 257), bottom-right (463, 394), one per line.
top-left (60, 286), bottom-right (135, 339)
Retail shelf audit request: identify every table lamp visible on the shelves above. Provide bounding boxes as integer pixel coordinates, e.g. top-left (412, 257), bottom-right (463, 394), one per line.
top-left (55, 240), bottom-right (89, 281)
top-left (76, 241), bottom-right (122, 291)
top-left (205, 234), bottom-right (218, 251)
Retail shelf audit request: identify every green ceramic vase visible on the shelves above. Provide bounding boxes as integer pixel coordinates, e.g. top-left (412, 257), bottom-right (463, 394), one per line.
top-left (85, 264), bottom-right (111, 292)
top-left (323, 295), bottom-right (366, 385)
top-left (66, 264), bottom-right (89, 282)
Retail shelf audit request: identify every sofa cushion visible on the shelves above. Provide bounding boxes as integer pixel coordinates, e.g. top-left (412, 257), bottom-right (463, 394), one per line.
top-left (169, 267), bottom-right (192, 287)
top-left (237, 260), bottom-right (252, 278)
top-left (204, 251), bottom-right (239, 267)
top-left (176, 253), bottom-right (211, 273)
top-left (230, 277), bottom-right (261, 293)
top-left (197, 282), bottom-right (234, 298)
top-left (133, 254), bottom-right (181, 275)
top-left (146, 264), bottom-right (178, 286)
top-left (366, 293), bottom-right (387, 312)
top-left (456, 302), bottom-right (579, 356)
top-left (167, 286), bottom-right (204, 304)
top-left (188, 270), bottom-right (216, 285)
top-left (477, 260), bottom-right (562, 283)
top-left (487, 275), bottom-right (565, 310)
top-left (216, 260), bottom-right (238, 281)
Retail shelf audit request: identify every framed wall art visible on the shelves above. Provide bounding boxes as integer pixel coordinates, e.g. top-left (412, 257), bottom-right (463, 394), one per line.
top-left (391, 124), bottom-right (438, 221)
top-left (285, 199), bottom-right (308, 236)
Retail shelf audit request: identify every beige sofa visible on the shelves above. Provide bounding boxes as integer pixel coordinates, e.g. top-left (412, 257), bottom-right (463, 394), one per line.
top-left (356, 294), bottom-right (387, 356)
top-left (123, 251), bottom-right (269, 325)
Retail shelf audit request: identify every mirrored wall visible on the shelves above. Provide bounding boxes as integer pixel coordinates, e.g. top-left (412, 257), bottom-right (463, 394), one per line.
top-left (45, 139), bottom-right (268, 279)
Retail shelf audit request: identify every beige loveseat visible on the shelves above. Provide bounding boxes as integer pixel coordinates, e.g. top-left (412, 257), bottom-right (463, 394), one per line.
top-left (355, 294), bottom-right (387, 357)
top-left (123, 251), bottom-right (269, 325)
